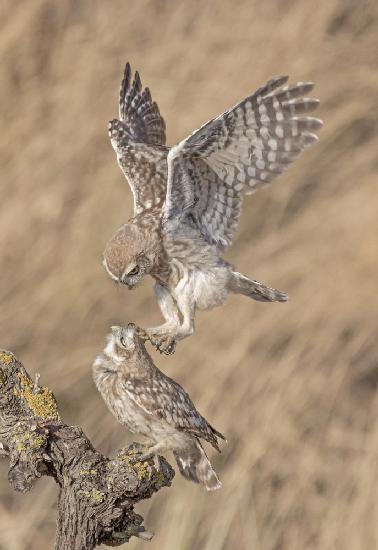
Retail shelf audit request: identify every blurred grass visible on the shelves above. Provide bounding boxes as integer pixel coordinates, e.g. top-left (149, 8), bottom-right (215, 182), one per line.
top-left (0, 0), bottom-right (378, 549)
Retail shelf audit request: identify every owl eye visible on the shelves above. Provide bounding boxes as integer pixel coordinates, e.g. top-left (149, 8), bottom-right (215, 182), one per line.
top-left (120, 336), bottom-right (127, 348)
top-left (128, 265), bottom-right (139, 276)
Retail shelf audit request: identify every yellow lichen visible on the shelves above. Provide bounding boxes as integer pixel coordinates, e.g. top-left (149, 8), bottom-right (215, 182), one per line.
top-left (0, 353), bottom-right (13, 365)
top-left (132, 460), bottom-right (152, 481)
top-left (16, 442), bottom-right (26, 452)
top-left (17, 373), bottom-right (60, 420)
top-left (12, 425), bottom-right (46, 453)
top-left (84, 488), bottom-right (105, 504)
top-left (79, 469), bottom-right (98, 476)
top-left (119, 450), bottom-right (153, 481)
top-left (32, 434), bottom-right (45, 449)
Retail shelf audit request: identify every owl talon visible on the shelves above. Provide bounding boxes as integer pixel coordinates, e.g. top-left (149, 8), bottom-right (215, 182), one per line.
top-left (131, 324), bottom-right (149, 342)
top-left (129, 324), bottom-right (176, 354)
top-left (153, 336), bottom-right (176, 355)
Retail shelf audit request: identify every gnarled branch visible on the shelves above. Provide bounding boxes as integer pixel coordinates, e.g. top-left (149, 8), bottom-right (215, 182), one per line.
top-left (0, 350), bottom-right (174, 549)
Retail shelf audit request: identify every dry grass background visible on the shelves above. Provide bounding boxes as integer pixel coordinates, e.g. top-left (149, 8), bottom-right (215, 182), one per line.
top-left (1, 0), bottom-right (378, 548)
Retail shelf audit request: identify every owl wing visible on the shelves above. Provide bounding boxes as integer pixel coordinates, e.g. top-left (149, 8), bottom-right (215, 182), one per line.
top-left (109, 63), bottom-right (168, 215)
top-left (122, 375), bottom-right (224, 451)
top-left (162, 76), bottom-right (322, 247)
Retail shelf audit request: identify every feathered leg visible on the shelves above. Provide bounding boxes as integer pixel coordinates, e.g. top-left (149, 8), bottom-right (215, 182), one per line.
top-left (229, 271), bottom-right (288, 302)
top-left (143, 282), bottom-right (195, 354)
top-left (140, 283), bottom-right (180, 354)
top-left (151, 282), bottom-right (181, 333)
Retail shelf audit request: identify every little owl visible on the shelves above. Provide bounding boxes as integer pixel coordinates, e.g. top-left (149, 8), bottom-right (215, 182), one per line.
top-left (92, 324), bottom-right (225, 491)
top-left (103, 63), bottom-right (322, 353)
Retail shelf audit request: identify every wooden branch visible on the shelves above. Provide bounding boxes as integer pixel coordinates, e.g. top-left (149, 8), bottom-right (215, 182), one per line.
top-left (0, 350), bottom-right (175, 549)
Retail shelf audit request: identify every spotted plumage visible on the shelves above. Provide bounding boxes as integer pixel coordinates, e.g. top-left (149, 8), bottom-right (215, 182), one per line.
top-left (104, 62), bottom-right (322, 353)
top-left (92, 324), bottom-right (225, 490)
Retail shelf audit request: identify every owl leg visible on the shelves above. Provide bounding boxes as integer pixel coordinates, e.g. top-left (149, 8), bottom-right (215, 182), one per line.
top-left (142, 283), bottom-right (181, 355)
top-left (152, 282), bottom-right (181, 333)
top-left (171, 292), bottom-right (195, 341)
top-left (142, 284), bottom-right (194, 353)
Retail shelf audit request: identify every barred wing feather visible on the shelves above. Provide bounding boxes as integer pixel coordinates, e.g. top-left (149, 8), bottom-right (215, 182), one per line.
top-left (163, 76), bottom-right (322, 247)
top-left (108, 63), bottom-right (168, 215)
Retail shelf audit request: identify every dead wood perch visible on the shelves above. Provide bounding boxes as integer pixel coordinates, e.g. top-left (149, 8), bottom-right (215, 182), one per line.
top-left (0, 350), bottom-right (174, 549)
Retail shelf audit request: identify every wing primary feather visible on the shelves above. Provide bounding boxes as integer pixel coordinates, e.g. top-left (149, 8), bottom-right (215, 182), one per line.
top-left (119, 62), bottom-right (132, 121)
top-left (163, 75), bottom-right (322, 247)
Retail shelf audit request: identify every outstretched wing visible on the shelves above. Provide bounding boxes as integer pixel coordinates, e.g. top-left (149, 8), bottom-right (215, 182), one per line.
top-left (163, 77), bottom-right (322, 247)
top-left (121, 374), bottom-right (224, 451)
top-left (119, 62), bottom-right (166, 145)
top-left (109, 62), bottom-right (168, 215)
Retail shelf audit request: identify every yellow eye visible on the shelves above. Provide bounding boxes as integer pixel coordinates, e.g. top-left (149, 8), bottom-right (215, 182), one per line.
top-left (128, 266), bottom-right (139, 276)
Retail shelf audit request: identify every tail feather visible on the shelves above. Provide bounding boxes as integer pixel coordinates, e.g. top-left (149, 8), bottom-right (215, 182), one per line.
top-left (229, 271), bottom-right (288, 303)
top-left (174, 440), bottom-right (221, 491)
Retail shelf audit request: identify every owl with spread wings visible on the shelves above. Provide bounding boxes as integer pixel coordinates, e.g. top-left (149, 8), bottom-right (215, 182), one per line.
top-left (103, 63), bottom-right (322, 354)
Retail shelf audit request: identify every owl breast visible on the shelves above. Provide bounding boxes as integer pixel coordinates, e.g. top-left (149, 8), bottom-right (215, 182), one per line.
top-left (111, 389), bottom-right (153, 437)
top-left (173, 265), bottom-right (230, 311)
top-left (111, 388), bottom-right (191, 449)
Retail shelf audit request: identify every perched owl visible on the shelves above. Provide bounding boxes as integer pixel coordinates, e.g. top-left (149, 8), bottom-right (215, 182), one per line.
top-left (104, 63), bottom-right (322, 353)
top-left (92, 324), bottom-right (225, 490)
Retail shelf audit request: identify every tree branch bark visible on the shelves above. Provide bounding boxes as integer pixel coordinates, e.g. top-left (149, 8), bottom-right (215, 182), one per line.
top-left (0, 350), bottom-right (175, 549)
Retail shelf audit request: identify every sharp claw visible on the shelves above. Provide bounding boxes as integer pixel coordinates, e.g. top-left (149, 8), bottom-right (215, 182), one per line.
top-left (162, 340), bottom-right (176, 355)
top-left (153, 454), bottom-right (160, 470)
top-left (155, 337), bottom-right (176, 355)
top-left (133, 327), bottom-right (177, 355)
top-left (133, 325), bottom-right (149, 341)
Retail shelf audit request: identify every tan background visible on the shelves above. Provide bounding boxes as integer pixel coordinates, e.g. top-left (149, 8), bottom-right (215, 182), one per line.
top-left (1, 1), bottom-right (378, 549)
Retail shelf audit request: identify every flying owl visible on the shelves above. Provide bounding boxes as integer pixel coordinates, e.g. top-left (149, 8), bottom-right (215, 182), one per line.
top-left (92, 324), bottom-right (225, 491)
top-left (104, 63), bottom-right (322, 353)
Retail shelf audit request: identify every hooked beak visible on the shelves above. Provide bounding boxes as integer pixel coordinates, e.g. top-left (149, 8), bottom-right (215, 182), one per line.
top-left (121, 277), bottom-right (136, 290)
top-left (115, 276), bottom-right (131, 289)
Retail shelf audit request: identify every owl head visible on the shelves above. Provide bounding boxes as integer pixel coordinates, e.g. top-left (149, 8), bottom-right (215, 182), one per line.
top-left (103, 223), bottom-right (158, 288)
top-left (106, 324), bottom-right (149, 367)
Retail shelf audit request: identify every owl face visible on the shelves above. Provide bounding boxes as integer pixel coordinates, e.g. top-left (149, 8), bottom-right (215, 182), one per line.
top-left (103, 223), bottom-right (154, 288)
top-left (103, 252), bottom-right (151, 289)
top-left (104, 325), bottom-right (146, 366)
top-left (110, 325), bottom-right (135, 353)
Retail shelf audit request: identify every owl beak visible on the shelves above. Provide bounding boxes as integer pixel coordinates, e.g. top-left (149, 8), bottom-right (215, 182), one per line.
top-left (119, 274), bottom-right (130, 288)
top-left (122, 279), bottom-right (135, 290)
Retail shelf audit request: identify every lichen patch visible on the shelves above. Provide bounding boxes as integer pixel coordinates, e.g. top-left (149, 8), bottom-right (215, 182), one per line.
top-left (84, 488), bottom-right (106, 504)
top-left (17, 373), bottom-right (60, 420)
top-left (0, 352), bottom-right (13, 365)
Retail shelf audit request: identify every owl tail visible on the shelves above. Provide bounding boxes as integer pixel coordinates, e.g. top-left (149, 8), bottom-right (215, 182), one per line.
top-left (173, 440), bottom-right (221, 491)
top-left (229, 271), bottom-right (288, 303)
